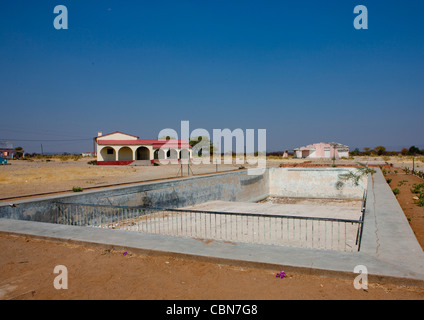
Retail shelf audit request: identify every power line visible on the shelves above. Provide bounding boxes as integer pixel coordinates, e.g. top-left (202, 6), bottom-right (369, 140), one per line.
top-left (0, 127), bottom-right (92, 139)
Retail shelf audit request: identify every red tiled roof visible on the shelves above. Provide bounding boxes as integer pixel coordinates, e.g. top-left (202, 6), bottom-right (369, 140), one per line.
top-left (98, 139), bottom-right (190, 148)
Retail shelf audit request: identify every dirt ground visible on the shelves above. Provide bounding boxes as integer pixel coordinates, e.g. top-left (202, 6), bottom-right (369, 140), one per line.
top-left (0, 156), bottom-right (420, 200)
top-left (0, 158), bottom-right (253, 200)
top-left (384, 168), bottom-right (424, 250)
top-left (0, 234), bottom-right (423, 300)
top-left (1, 157), bottom-right (424, 300)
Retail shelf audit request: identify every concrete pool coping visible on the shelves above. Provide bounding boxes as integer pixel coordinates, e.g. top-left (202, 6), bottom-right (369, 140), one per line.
top-left (0, 168), bottom-right (424, 287)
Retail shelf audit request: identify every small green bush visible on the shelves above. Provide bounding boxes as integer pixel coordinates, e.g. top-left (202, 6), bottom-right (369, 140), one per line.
top-left (392, 188), bottom-right (400, 195)
top-left (72, 187), bottom-right (83, 192)
top-left (411, 183), bottom-right (424, 194)
top-left (398, 180), bottom-right (408, 186)
top-left (386, 179), bottom-right (392, 184)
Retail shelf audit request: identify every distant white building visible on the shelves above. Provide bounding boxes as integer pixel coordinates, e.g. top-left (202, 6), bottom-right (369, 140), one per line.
top-left (294, 142), bottom-right (349, 159)
top-left (81, 152), bottom-right (95, 157)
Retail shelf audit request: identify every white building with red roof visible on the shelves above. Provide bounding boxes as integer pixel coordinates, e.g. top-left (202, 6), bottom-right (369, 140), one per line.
top-left (294, 142), bottom-right (349, 159)
top-left (95, 131), bottom-right (192, 165)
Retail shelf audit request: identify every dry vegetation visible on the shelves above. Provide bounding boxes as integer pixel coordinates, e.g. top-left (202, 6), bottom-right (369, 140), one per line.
top-left (1, 155), bottom-right (423, 200)
top-left (0, 157), bottom-right (246, 199)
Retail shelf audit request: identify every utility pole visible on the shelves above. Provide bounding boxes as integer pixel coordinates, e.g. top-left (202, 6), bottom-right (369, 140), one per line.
top-left (41, 143), bottom-right (44, 155)
top-left (413, 155), bottom-right (415, 174)
top-left (330, 142), bottom-right (337, 166)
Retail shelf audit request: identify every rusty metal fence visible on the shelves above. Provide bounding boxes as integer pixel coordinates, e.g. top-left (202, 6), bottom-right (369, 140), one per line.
top-left (54, 201), bottom-right (364, 252)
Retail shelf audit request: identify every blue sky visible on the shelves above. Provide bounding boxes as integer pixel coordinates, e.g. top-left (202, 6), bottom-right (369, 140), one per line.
top-left (0, 1), bottom-right (423, 153)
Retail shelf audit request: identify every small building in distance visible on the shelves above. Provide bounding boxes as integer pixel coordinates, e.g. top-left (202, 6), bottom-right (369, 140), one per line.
top-left (0, 142), bottom-right (25, 160)
top-left (294, 142), bottom-right (349, 159)
top-left (81, 152), bottom-right (96, 157)
top-left (95, 131), bottom-right (192, 165)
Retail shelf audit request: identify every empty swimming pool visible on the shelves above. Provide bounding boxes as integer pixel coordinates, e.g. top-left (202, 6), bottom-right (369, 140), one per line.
top-left (0, 167), bottom-right (368, 252)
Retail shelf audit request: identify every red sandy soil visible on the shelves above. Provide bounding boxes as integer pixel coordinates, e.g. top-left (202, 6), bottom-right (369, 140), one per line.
top-left (384, 169), bottom-right (424, 250)
top-left (1, 161), bottom-right (424, 300)
top-left (0, 234), bottom-right (423, 300)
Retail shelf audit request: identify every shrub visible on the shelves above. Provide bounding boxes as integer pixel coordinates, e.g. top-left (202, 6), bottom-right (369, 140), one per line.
top-left (386, 179), bottom-right (392, 184)
top-left (392, 188), bottom-right (400, 195)
top-left (411, 183), bottom-right (424, 194)
top-left (337, 162), bottom-right (376, 186)
top-left (72, 187), bottom-right (83, 192)
top-left (418, 199), bottom-right (424, 207)
top-left (398, 180), bottom-right (408, 186)
top-left (87, 160), bottom-right (97, 165)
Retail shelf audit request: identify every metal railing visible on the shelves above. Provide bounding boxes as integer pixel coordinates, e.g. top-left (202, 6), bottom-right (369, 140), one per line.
top-left (54, 202), bottom-right (364, 252)
top-left (357, 190), bottom-right (367, 251)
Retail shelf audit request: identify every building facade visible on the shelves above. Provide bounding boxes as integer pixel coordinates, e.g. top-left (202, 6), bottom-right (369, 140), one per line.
top-left (95, 131), bottom-right (192, 165)
top-left (294, 142), bottom-right (349, 159)
top-left (0, 148), bottom-right (24, 160)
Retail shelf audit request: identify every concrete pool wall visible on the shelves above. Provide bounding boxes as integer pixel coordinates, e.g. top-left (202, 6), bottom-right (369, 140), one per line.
top-left (268, 167), bottom-right (366, 199)
top-left (0, 168), bottom-right (268, 222)
top-left (0, 167), bottom-right (365, 223)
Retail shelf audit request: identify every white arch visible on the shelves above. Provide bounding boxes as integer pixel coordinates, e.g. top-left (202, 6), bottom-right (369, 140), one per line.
top-left (118, 146), bottom-right (133, 161)
top-left (158, 148), bottom-right (167, 159)
top-left (170, 148), bottom-right (179, 159)
top-left (99, 146), bottom-right (116, 161)
top-left (136, 146), bottom-right (151, 160)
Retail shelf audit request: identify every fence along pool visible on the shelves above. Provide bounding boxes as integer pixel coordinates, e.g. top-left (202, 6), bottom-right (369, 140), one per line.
top-left (54, 202), bottom-right (364, 252)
